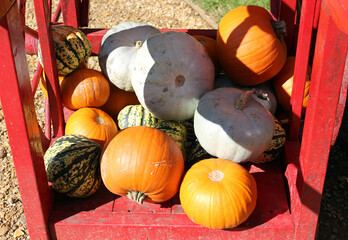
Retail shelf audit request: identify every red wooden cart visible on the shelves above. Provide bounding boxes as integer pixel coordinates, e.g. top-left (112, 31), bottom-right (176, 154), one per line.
top-left (0, 0), bottom-right (347, 239)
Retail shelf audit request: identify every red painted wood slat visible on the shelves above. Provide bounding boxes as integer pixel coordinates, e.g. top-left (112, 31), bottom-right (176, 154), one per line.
top-left (60, 0), bottom-right (80, 28)
top-left (48, 160), bottom-right (294, 239)
top-left (294, 3), bottom-right (348, 239)
top-left (24, 28), bottom-right (218, 56)
top-left (279, 0), bottom-right (298, 55)
top-left (33, 0), bottom-right (65, 139)
top-left (289, 0), bottom-right (317, 141)
top-left (0, 3), bottom-right (52, 239)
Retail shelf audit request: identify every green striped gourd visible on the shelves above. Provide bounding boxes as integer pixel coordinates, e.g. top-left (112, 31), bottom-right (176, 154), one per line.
top-left (153, 121), bottom-right (187, 156)
top-left (186, 138), bottom-right (214, 170)
top-left (117, 104), bottom-right (162, 129)
top-left (38, 25), bottom-right (92, 76)
top-left (44, 134), bottom-right (102, 198)
top-left (249, 117), bottom-right (286, 163)
top-left (180, 118), bottom-right (196, 144)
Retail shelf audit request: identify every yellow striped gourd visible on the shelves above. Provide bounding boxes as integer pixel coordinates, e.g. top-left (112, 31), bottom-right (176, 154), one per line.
top-left (44, 134), bottom-right (102, 198)
top-left (117, 104), bottom-right (162, 129)
top-left (38, 25), bottom-right (92, 76)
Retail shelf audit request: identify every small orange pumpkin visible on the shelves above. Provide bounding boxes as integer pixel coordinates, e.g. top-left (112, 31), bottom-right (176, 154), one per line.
top-left (65, 107), bottom-right (118, 147)
top-left (60, 68), bottom-right (110, 110)
top-left (100, 126), bottom-right (184, 204)
top-left (272, 56), bottom-right (311, 112)
top-left (216, 5), bottom-right (287, 86)
top-left (180, 158), bottom-right (257, 229)
top-left (193, 35), bottom-right (220, 75)
top-left (100, 82), bottom-right (140, 120)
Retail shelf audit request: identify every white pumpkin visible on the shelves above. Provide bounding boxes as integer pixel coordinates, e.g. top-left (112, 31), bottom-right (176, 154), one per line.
top-left (194, 87), bottom-right (275, 163)
top-left (214, 74), bottom-right (278, 114)
top-left (98, 22), bottom-right (161, 92)
top-left (131, 31), bottom-right (215, 121)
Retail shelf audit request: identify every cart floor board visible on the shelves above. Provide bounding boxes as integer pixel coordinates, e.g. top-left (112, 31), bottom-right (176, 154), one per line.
top-left (49, 160), bottom-right (294, 239)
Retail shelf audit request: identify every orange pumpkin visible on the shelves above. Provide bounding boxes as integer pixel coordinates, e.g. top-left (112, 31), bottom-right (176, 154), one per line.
top-left (193, 35), bottom-right (220, 75)
top-left (273, 56), bottom-right (311, 112)
top-left (65, 107), bottom-right (118, 147)
top-left (100, 82), bottom-right (140, 120)
top-left (180, 158), bottom-right (257, 229)
top-left (100, 126), bottom-right (184, 204)
top-left (216, 5), bottom-right (287, 86)
top-left (60, 68), bottom-right (110, 110)
top-left (40, 70), bottom-right (65, 98)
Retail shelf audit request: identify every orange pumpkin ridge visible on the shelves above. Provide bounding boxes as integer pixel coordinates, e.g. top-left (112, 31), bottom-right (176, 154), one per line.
top-left (180, 158), bottom-right (257, 229)
top-left (193, 35), bottom-right (221, 75)
top-left (272, 56), bottom-right (311, 112)
top-left (65, 107), bottom-right (118, 147)
top-left (61, 68), bottom-right (110, 110)
top-left (216, 5), bottom-right (287, 86)
top-left (100, 126), bottom-right (184, 204)
top-left (100, 82), bottom-right (140, 121)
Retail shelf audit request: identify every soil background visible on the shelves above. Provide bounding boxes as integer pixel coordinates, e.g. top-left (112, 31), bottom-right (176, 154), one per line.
top-left (0, 0), bottom-right (347, 239)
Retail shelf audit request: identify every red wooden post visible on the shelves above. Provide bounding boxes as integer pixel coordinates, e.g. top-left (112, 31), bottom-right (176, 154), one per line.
top-left (0, 1), bottom-right (52, 239)
top-left (80, 0), bottom-right (90, 27)
top-left (33, 0), bottom-right (65, 139)
top-left (278, 0), bottom-right (298, 55)
top-left (293, 2), bottom-right (348, 239)
top-left (289, 0), bottom-right (318, 141)
top-left (60, 0), bottom-right (81, 27)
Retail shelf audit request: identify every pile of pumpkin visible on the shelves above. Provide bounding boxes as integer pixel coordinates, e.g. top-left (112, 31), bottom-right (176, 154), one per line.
top-left (42, 5), bottom-right (310, 230)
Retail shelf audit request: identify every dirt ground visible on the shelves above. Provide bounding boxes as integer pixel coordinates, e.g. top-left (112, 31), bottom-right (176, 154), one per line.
top-left (0, 0), bottom-right (347, 239)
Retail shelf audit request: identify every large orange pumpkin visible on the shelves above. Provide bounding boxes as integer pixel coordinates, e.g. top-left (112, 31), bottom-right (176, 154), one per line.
top-left (65, 107), bottom-right (118, 147)
top-left (60, 68), bottom-right (110, 110)
top-left (193, 35), bottom-right (220, 75)
top-left (272, 56), bottom-right (311, 112)
top-left (216, 5), bottom-right (287, 86)
top-left (100, 126), bottom-right (184, 204)
top-left (180, 158), bottom-right (257, 229)
top-left (100, 82), bottom-right (140, 120)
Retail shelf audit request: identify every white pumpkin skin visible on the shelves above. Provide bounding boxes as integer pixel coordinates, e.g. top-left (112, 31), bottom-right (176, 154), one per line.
top-left (194, 88), bottom-right (275, 163)
top-left (98, 22), bottom-right (161, 92)
top-left (214, 74), bottom-right (278, 115)
top-left (131, 31), bottom-right (215, 121)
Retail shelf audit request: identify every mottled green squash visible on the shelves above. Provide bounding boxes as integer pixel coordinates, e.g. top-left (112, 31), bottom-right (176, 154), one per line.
top-left (249, 117), bottom-right (286, 163)
top-left (153, 121), bottom-right (187, 156)
top-left (186, 138), bottom-right (214, 170)
top-left (38, 25), bottom-right (92, 76)
top-left (180, 118), bottom-right (196, 144)
top-left (117, 104), bottom-right (162, 129)
top-left (44, 134), bottom-right (102, 198)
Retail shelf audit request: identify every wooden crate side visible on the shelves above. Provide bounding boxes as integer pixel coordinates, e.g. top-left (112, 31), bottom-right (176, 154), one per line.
top-left (0, 3), bottom-right (52, 239)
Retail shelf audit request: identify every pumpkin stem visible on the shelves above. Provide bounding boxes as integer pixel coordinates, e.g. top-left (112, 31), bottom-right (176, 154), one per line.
top-left (175, 75), bottom-right (185, 87)
top-left (254, 89), bottom-right (270, 101)
top-left (209, 170), bottom-right (224, 182)
top-left (127, 191), bottom-right (147, 204)
top-left (95, 116), bottom-right (105, 124)
top-left (271, 20), bottom-right (287, 41)
top-left (235, 90), bottom-right (255, 110)
top-left (135, 41), bottom-right (143, 49)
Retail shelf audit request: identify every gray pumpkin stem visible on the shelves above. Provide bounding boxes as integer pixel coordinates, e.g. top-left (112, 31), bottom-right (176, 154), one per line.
top-left (271, 20), bottom-right (287, 41)
top-left (236, 89), bottom-right (255, 110)
top-left (127, 191), bottom-right (147, 204)
top-left (135, 41), bottom-right (143, 49)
